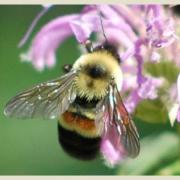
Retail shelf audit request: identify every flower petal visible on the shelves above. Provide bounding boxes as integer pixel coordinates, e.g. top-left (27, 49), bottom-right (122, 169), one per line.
top-left (177, 73), bottom-right (180, 103)
top-left (111, 5), bottom-right (146, 36)
top-left (70, 20), bottom-right (92, 43)
top-left (150, 51), bottom-right (161, 62)
top-left (101, 139), bottom-right (122, 168)
top-left (146, 6), bottom-right (177, 49)
top-left (125, 90), bottom-right (141, 113)
top-left (138, 77), bottom-right (164, 99)
top-left (176, 107), bottom-right (180, 123)
top-left (169, 103), bottom-right (179, 126)
top-left (100, 124), bottom-right (125, 167)
top-left (23, 14), bottom-right (78, 71)
top-left (70, 12), bottom-right (100, 43)
top-left (99, 5), bottom-right (137, 41)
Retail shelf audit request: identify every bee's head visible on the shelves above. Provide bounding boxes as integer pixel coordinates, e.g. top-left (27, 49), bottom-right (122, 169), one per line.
top-left (72, 50), bottom-right (122, 100)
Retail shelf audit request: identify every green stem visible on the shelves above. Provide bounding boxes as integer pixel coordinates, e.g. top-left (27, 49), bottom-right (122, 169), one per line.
top-left (176, 124), bottom-right (180, 159)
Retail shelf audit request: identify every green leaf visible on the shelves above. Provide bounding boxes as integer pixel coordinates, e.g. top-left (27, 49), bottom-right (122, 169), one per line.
top-left (156, 160), bottom-right (180, 175)
top-left (135, 60), bottom-right (180, 124)
top-left (135, 98), bottom-right (168, 124)
top-left (117, 132), bottom-right (179, 175)
top-left (145, 61), bottom-right (179, 83)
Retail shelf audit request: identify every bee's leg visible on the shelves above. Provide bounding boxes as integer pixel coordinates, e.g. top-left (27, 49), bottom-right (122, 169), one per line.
top-left (85, 40), bottom-right (94, 53)
top-left (63, 64), bottom-right (72, 73)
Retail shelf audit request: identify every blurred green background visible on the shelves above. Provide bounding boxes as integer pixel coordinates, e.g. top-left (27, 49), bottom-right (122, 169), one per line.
top-left (0, 5), bottom-right (179, 175)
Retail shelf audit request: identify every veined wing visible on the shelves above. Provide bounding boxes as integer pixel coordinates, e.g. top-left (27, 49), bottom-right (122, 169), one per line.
top-left (95, 81), bottom-right (140, 158)
top-left (4, 70), bottom-right (77, 120)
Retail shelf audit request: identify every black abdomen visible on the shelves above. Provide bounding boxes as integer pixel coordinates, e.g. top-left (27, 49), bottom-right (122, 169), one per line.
top-left (58, 124), bottom-right (101, 160)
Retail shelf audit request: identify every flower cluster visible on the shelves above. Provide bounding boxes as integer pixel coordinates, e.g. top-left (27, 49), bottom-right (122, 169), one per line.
top-left (19, 5), bottom-right (180, 166)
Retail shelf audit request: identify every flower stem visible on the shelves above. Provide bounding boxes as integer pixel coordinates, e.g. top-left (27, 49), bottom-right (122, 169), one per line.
top-left (176, 124), bottom-right (180, 159)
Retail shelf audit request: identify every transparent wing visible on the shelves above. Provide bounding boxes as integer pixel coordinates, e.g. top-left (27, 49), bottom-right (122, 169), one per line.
top-left (4, 70), bottom-right (77, 119)
top-left (112, 84), bottom-right (140, 157)
top-left (95, 82), bottom-right (140, 158)
top-left (95, 97), bottom-right (107, 135)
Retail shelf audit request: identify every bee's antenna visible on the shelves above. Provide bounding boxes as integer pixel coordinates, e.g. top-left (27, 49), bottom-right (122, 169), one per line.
top-left (97, 8), bottom-right (108, 43)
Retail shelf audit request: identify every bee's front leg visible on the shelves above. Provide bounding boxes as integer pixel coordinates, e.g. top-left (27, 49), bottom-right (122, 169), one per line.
top-left (84, 40), bottom-right (94, 53)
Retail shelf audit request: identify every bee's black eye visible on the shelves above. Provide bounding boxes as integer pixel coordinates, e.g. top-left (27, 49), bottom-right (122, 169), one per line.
top-left (88, 66), bottom-right (104, 78)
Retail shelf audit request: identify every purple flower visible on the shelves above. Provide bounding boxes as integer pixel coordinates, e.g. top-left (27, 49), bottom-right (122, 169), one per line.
top-left (125, 90), bottom-right (141, 113)
top-left (100, 124), bottom-right (125, 167)
top-left (20, 14), bottom-right (79, 71)
top-left (137, 76), bottom-right (164, 99)
top-left (18, 5), bottom-right (180, 166)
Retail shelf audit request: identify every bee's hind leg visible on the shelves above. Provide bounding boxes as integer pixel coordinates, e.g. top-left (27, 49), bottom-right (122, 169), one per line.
top-left (63, 64), bottom-right (72, 73)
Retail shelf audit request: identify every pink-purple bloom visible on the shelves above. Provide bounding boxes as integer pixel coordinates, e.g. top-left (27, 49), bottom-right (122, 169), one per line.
top-left (19, 5), bottom-right (180, 167)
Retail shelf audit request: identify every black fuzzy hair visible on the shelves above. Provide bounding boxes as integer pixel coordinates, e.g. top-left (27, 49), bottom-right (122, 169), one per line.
top-left (93, 41), bottom-right (121, 63)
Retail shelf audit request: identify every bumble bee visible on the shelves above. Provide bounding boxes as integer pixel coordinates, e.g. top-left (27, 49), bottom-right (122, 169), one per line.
top-left (4, 39), bottom-right (140, 161)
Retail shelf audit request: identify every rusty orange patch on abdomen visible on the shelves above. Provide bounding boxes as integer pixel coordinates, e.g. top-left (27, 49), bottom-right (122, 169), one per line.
top-left (59, 111), bottom-right (98, 138)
